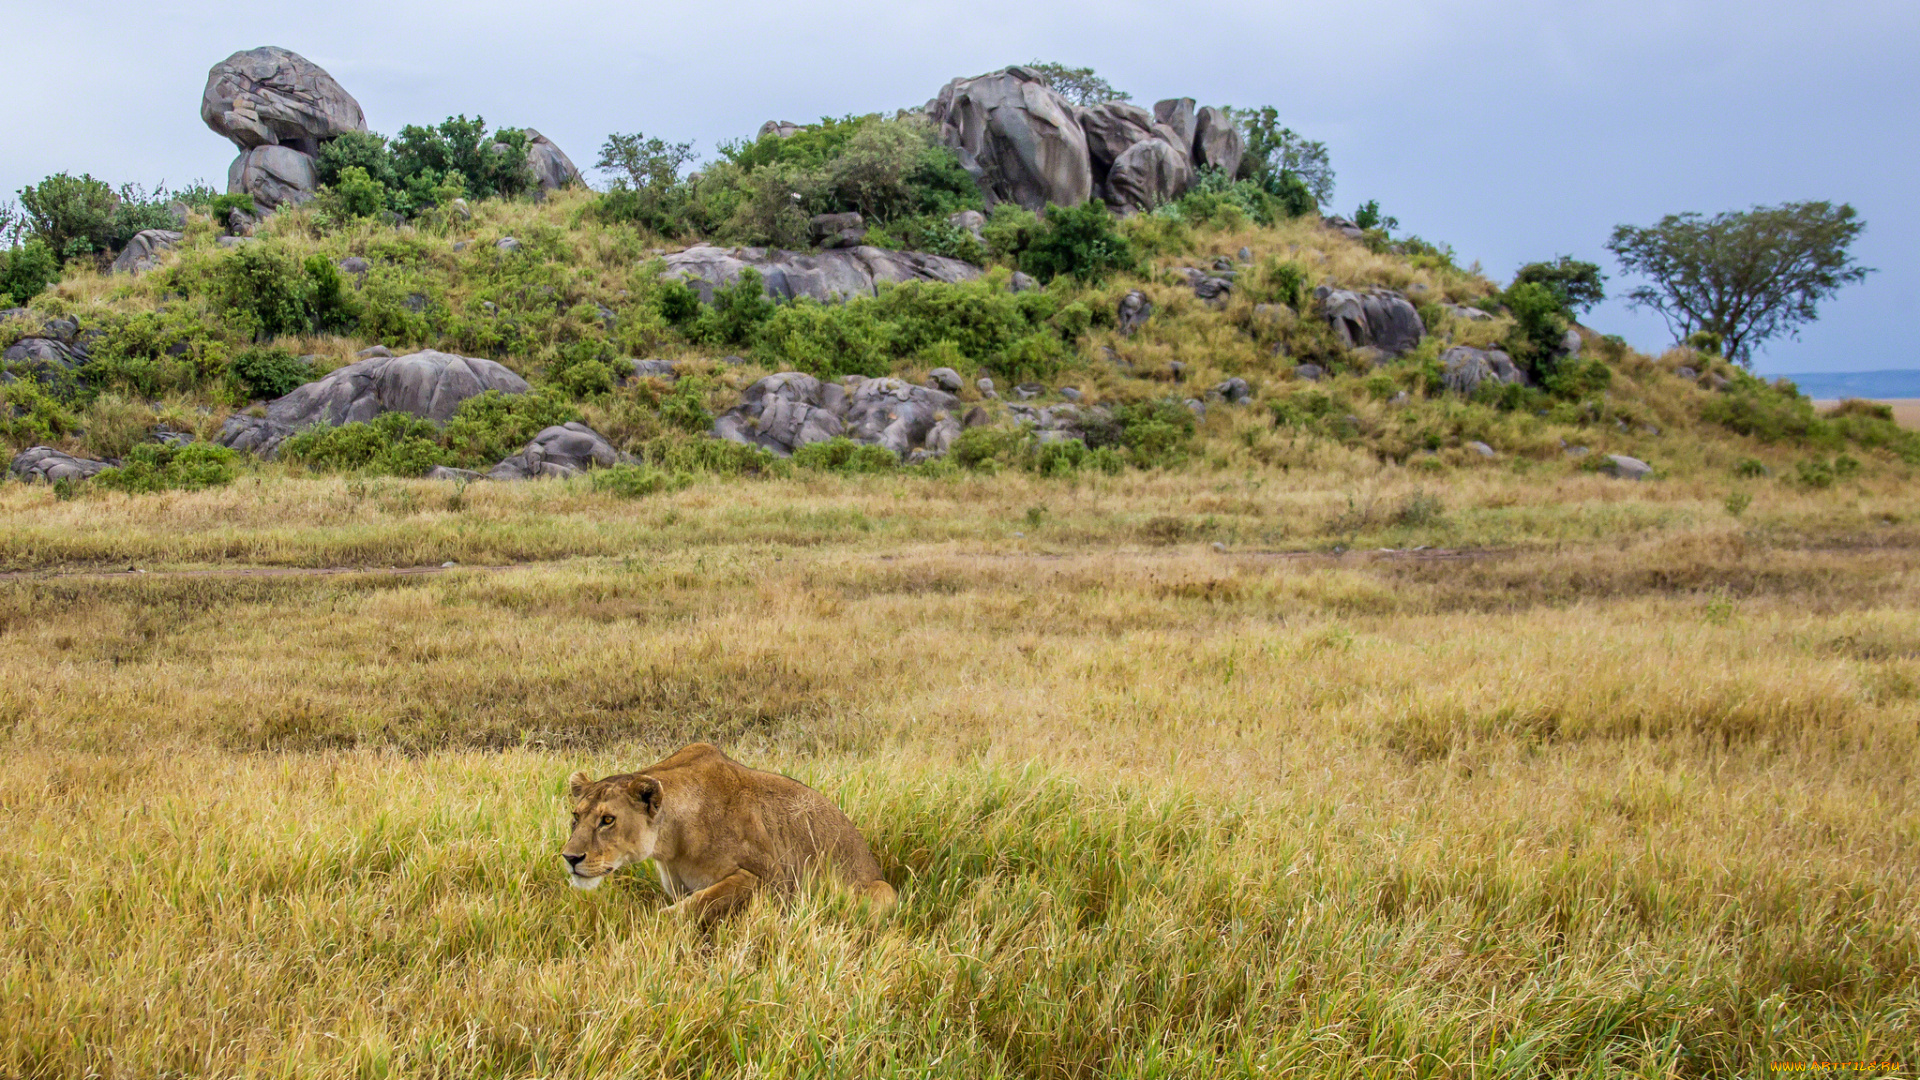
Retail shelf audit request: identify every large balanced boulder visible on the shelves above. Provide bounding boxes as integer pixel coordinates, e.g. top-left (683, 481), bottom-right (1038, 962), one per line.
top-left (1316, 287), bottom-right (1425, 356)
top-left (711, 373), bottom-right (961, 458)
top-left (1078, 102), bottom-right (1159, 184)
top-left (1105, 137), bottom-right (1192, 213)
top-left (927, 67), bottom-right (1092, 211)
top-left (217, 350), bottom-right (529, 457)
top-left (522, 130), bottom-right (581, 191)
top-left (110, 229), bottom-right (183, 275)
top-left (1192, 107), bottom-right (1244, 177)
top-left (228, 144), bottom-right (320, 211)
top-left (10, 447), bottom-right (113, 484)
top-left (201, 46), bottom-right (366, 155)
top-left (1152, 99), bottom-right (1198, 149)
top-left (488, 422), bottom-right (620, 479)
top-left (661, 245), bottom-right (980, 304)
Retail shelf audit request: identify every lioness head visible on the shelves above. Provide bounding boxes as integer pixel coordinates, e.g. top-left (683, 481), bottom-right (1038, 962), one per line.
top-left (560, 771), bottom-right (662, 891)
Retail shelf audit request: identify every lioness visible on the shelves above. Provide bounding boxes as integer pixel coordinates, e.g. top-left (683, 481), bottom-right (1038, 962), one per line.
top-left (561, 742), bottom-right (896, 923)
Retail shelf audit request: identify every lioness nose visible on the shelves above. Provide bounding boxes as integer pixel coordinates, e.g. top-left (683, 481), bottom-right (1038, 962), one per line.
top-left (562, 853), bottom-right (584, 869)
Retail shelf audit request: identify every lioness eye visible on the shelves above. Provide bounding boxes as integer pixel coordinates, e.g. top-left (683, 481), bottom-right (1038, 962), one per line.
top-left (600, 814), bottom-right (616, 827)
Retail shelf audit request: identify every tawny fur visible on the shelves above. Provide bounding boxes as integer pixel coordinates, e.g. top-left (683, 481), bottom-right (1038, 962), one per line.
top-left (560, 743), bottom-right (896, 924)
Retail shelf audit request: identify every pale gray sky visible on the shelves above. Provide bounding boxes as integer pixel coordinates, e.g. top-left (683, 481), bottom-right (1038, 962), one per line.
top-left (6, 0), bottom-right (1915, 374)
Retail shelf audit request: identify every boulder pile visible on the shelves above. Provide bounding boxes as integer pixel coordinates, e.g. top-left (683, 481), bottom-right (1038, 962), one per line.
top-left (202, 47), bottom-right (580, 212)
top-left (712, 373), bottom-right (964, 459)
top-left (923, 67), bottom-right (1243, 215)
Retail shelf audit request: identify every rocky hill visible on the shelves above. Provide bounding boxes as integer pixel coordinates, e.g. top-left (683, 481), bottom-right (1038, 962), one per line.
top-left (4, 47), bottom-right (1914, 493)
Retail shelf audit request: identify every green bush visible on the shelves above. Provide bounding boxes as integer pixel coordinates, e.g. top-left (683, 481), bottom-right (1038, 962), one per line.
top-left (211, 243), bottom-right (322, 340)
top-left (442, 389), bottom-right (580, 467)
top-left (321, 166), bottom-right (387, 220)
top-left (16, 173), bottom-right (176, 257)
top-left (94, 442), bottom-right (240, 493)
top-left (636, 434), bottom-right (783, 476)
top-left (1116, 399), bottom-right (1197, 469)
top-left (0, 380), bottom-right (79, 450)
top-left (80, 307), bottom-right (231, 399)
top-left (210, 193), bottom-right (256, 220)
top-left (951, 425), bottom-right (1027, 471)
top-left (1512, 256), bottom-right (1606, 316)
top-left (281, 412), bottom-right (448, 476)
top-left (753, 299), bottom-right (892, 379)
top-left (1701, 376), bottom-right (1834, 445)
top-left (0, 240), bottom-right (60, 305)
top-left (1247, 257), bottom-right (1307, 307)
top-left (228, 347), bottom-right (313, 401)
top-left (689, 268), bottom-right (776, 347)
top-left (392, 116), bottom-right (534, 208)
top-left (1034, 437), bottom-right (1124, 477)
top-left (591, 463), bottom-right (690, 498)
top-left (792, 437), bottom-right (898, 473)
top-left (657, 377), bottom-right (716, 434)
top-left (1020, 201), bottom-right (1137, 284)
top-left (315, 131), bottom-right (397, 192)
top-left (981, 203), bottom-right (1040, 261)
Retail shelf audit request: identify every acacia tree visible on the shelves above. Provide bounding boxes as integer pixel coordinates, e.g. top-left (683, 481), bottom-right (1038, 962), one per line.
top-left (1229, 106), bottom-right (1334, 209)
top-left (1607, 201), bottom-right (1871, 367)
top-left (1025, 62), bottom-right (1129, 106)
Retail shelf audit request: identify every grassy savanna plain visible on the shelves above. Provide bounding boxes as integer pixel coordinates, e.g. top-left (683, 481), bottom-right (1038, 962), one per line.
top-left (2, 464), bottom-right (1918, 1079)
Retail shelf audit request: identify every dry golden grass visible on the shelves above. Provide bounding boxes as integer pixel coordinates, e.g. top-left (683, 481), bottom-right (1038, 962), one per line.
top-left (2, 475), bottom-right (1918, 1077)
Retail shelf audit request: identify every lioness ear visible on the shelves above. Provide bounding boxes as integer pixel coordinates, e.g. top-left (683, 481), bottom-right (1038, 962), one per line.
top-left (626, 775), bottom-right (662, 816)
top-left (568, 771), bottom-right (593, 798)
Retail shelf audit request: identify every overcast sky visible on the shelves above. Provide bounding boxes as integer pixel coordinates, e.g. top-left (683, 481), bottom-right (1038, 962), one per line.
top-left (5, 0), bottom-right (1914, 374)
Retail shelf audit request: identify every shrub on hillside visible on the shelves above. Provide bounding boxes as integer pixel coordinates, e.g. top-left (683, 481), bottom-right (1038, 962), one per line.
top-left (591, 463), bottom-right (690, 498)
top-left (688, 268), bottom-right (777, 347)
top-left (16, 173), bottom-right (178, 258)
top-left (0, 240), bottom-right (59, 305)
top-left (753, 299), bottom-right (892, 379)
top-left (94, 442), bottom-right (240, 493)
top-left (211, 243), bottom-right (358, 341)
top-left (281, 412), bottom-right (448, 476)
top-left (442, 389), bottom-right (581, 467)
top-left (393, 116), bottom-right (535, 205)
top-left (792, 437), bottom-right (898, 473)
top-left (228, 346), bottom-right (314, 401)
top-left (1512, 256), bottom-right (1606, 316)
top-left (1020, 200), bottom-right (1137, 284)
top-left (0, 380), bottom-right (79, 450)
top-left (315, 131), bottom-right (398, 192)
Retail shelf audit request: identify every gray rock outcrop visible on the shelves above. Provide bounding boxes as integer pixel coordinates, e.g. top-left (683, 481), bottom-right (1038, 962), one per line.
top-left (757, 120), bottom-right (802, 140)
top-left (10, 447), bottom-right (114, 483)
top-left (228, 144), bottom-right (320, 211)
top-left (1152, 99), bottom-right (1198, 149)
top-left (1440, 347), bottom-right (1527, 396)
top-left (1316, 287), bottom-right (1424, 356)
top-left (1600, 454), bottom-right (1652, 480)
top-left (1079, 102), bottom-right (1159, 184)
top-left (1117, 290), bottom-right (1153, 336)
top-left (109, 230), bottom-right (183, 275)
top-left (216, 350), bottom-right (529, 457)
top-left (201, 46), bottom-right (366, 155)
top-left (523, 130), bottom-right (581, 191)
top-left (2, 313), bottom-right (91, 384)
top-left (488, 422), bottom-right (620, 479)
top-left (1192, 107), bottom-right (1244, 177)
top-left (808, 212), bottom-right (867, 249)
top-left (661, 244), bottom-right (981, 304)
top-left (1105, 137), bottom-right (1192, 213)
top-left (927, 67), bottom-right (1092, 212)
top-left (712, 373), bottom-right (962, 458)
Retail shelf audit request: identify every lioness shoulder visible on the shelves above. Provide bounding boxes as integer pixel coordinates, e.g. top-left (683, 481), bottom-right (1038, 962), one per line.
top-left (560, 743), bottom-right (895, 923)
